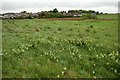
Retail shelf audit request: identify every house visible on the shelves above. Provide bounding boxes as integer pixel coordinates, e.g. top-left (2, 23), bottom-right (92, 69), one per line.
top-left (32, 13), bottom-right (39, 17)
top-left (91, 13), bottom-right (97, 16)
top-left (14, 13), bottom-right (29, 19)
top-left (73, 13), bottom-right (83, 17)
top-left (2, 13), bottom-right (15, 19)
top-left (14, 13), bottom-right (22, 18)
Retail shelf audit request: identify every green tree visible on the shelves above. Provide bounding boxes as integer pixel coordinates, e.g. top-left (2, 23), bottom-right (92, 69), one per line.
top-left (96, 11), bottom-right (99, 15)
top-left (21, 11), bottom-right (27, 14)
top-left (53, 8), bottom-right (58, 13)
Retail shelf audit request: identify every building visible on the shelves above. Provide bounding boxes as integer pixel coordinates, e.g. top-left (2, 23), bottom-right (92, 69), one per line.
top-left (2, 13), bottom-right (15, 19)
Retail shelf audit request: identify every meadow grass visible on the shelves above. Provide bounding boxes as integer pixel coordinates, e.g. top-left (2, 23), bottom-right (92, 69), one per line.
top-left (97, 14), bottom-right (118, 19)
top-left (2, 17), bottom-right (120, 78)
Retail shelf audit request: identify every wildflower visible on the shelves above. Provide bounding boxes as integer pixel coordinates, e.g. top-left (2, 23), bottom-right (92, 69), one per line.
top-left (76, 49), bottom-right (78, 53)
top-left (109, 53), bottom-right (112, 56)
top-left (26, 47), bottom-right (28, 50)
top-left (21, 49), bottom-right (25, 52)
top-left (72, 53), bottom-right (75, 55)
top-left (88, 48), bottom-right (91, 51)
top-left (93, 64), bottom-right (96, 67)
top-left (107, 62), bottom-right (109, 65)
top-left (112, 51), bottom-right (115, 53)
top-left (100, 54), bottom-right (104, 58)
top-left (61, 71), bottom-right (65, 75)
top-left (56, 59), bottom-right (59, 62)
top-left (17, 49), bottom-right (20, 52)
top-left (116, 59), bottom-right (118, 63)
top-left (44, 52), bottom-right (47, 54)
top-left (12, 49), bottom-right (15, 52)
top-left (116, 52), bottom-right (119, 56)
top-left (57, 75), bottom-right (60, 78)
top-left (64, 67), bottom-right (67, 70)
top-left (114, 69), bottom-right (117, 73)
top-left (96, 55), bottom-right (98, 58)
top-left (92, 71), bottom-right (95, 74)
top-left (93, 76), bottom-right (96, 78)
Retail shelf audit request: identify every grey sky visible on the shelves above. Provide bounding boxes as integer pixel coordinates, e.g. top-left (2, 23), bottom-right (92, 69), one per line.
top-left (1, 0), bottom-right (120, 13)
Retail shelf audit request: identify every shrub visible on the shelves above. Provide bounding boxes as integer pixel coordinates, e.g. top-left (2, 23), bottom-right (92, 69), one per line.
top-left (69, 28), bottom-right (73, 31)
top-left (82, 13), bottom-right (98, 19)
top-left (90, 25), bottom-right (93, 28)
top-left (35, 28), bottom-right (40, 32)
top-left (46, 27), bottom-right (51, 29)
top-left (93, 30), bottom-right (96, 34)
top-left (57, 27), bottom-right (62, 31)
top-left (86, 29), bottom-right (90, 32)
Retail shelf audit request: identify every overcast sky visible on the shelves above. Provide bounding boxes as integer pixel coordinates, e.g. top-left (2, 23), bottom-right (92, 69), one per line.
top-left (0, 0), bottom-right (120, 13)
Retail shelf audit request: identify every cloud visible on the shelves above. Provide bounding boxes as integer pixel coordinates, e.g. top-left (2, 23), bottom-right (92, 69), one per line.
top-left (1, 0), bottom-right (119, 13)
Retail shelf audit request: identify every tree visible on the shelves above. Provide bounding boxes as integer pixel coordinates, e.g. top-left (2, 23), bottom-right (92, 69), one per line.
top-left (48, 10), bottom-right (53, 13)
top-left (53, 8), bottom-right (58, 13)
top-left (96, 11), bottom-right (99, 15)
top-left (21, 11), bottom-right (27, 14)
top-left (37, 12), bottom-right (45, 18)
top-left (100, 12), bottom-right (103, 14)
top-left (88, 10), bottom-right (95, 14)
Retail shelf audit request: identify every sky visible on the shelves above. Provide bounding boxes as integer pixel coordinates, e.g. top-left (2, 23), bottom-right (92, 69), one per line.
top-left (0, 0), bottom-right (120, 13)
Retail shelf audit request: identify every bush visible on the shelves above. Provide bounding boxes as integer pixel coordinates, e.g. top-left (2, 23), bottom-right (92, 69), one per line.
top-left (57, 27), bottom-right (62, 31)
top-left (82, 13), bottom-right (98, 19)
top-left (90, 25), bottom-right (93, 28)
top-left (86, 29), bottom-right (90, 32)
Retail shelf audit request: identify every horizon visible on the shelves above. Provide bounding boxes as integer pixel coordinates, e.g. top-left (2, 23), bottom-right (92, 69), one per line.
top-left (0, 9), bottom-right (118, 14)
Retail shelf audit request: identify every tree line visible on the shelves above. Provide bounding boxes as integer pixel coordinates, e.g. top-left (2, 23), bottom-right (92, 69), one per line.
top-left (2, 8), bottom-right (104, 19)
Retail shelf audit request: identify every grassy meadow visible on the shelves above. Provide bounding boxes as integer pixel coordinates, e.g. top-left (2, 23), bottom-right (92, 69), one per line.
top-left (2, 15), bottom-right (120, 78)
top-left (97, 14), bottom-right (118, 19)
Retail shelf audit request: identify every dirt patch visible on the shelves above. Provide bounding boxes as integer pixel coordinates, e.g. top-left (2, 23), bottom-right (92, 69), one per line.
top-left (48, 18), bottom-right (117, 21)
top-left (48, 18), bottom-right (81, 20)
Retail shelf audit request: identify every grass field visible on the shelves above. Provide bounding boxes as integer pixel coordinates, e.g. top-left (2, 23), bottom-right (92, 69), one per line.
top-left (97, 14), bottom-right (118, 19)
top-left (2, 15), bottom-right (120, 78)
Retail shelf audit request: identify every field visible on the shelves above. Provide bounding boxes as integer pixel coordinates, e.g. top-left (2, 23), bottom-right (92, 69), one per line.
top-left (97, 14), bottom-right (118, 19)
top-left (2, 15), bottom-right (120, 78)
